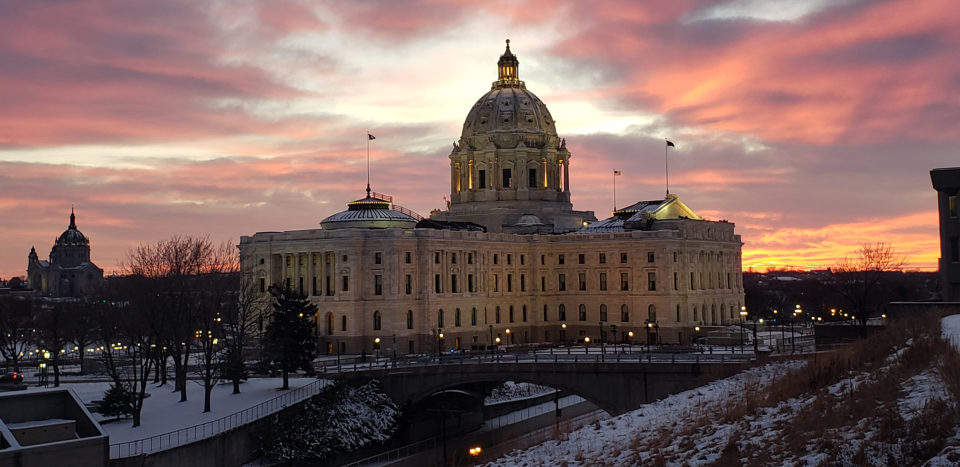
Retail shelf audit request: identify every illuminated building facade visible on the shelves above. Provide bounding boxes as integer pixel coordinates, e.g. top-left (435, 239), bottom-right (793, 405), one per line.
top-left (240, 42), bottom-right (744, 355)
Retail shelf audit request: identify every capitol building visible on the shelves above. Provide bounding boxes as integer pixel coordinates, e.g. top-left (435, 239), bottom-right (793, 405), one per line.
top-left (239, 42), bottom-right (744, 355)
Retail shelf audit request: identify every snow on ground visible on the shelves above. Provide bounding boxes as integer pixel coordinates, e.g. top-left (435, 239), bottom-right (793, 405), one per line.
top-left (943, 314), bottom-right (960, 352)
top-left (485, 360), bottom-right (805, 466)
top-left (485, 382), bottom-right (555, 405)
top-left (34, 377), bottom-right (317, 444)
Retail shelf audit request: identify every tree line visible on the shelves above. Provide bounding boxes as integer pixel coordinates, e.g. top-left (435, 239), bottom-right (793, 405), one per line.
top-left (0, 236), bottom-right (319, 428)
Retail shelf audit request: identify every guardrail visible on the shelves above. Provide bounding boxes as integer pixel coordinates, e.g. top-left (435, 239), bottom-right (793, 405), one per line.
top-left (109, 378), bottom-right (329, 458)
top-left (319, 350), bottom-right (753, 375)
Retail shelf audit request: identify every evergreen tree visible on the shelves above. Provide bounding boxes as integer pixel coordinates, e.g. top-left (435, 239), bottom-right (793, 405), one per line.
top-left (264, 285), bottom-right (318, 389)
top-left (97, 383), bottom-right (133, 421)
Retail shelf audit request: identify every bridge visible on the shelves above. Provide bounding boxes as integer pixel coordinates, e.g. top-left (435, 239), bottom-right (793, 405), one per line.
top-left (323, 351), bottom-right (753, 415)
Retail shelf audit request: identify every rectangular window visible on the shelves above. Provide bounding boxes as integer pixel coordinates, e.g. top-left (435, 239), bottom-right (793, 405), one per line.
top-left (468, 274), bottom-right (475, 293)
top-left (375, 252), bottom-right (382, 264)
top-left (435, 274), bottom-right (441, 293)
top-left (674, 272), bottom-right (679, 291)
top-left (673, 251), bottom-right (678, 262)
top-left (493, 254), bottom-right (499, 265)
top-left (374, 274), bottom-right (383, 295)
top-left (541, 255), bottom-right (545, 265)
top-left (558, 274), bottom-right (566, 291)
top-left (520, 274), bottom-right (526, 292)
top-left (647, 251), bottom-right (655, 263)
top-left (342, 275), bottom-right (349, 292)
top-left (298, 277), bottom-right (304, 295)
top-left (520, 254), bottom-right (525, 265)
top-left (541, 276), bottom-right (546, 291)
top-left (259, 278), bottom-right (265, 293)
top-left (558, 254), bottom-right (565, 265)
top-left (727, 273), bottom-right (731, 289)
top-left (690, 272), bottom-right (695, 290)
top-left (312, 277), bottom-right (317, 296)
top-left (621, 273), bottom-right (629, 291)
top-left (620, 253), bottom-right (628, 263)
top-left (529, 168), bottom-right (537, 188)
top-left (578, 253), bottom-right (585, 265)
top-left (502, 168), bottom-right (512, 188)
top-left (451, 274), bottom-right (458, 293)
top-left (578, 273), bottom-right (586, 291)
top-left (648, 272), bottom-right (656, 291)
top-left (507, 274), bottom-right (513, 292)
top-left (600, 273), bottom-right (607, 291)
top-left (507, 254), bottom-right (512, 265)
top-left (435, 252), bottom-right (440, 264)
top-left (599, 253), bottom-right (606, 264)
top-left (478, 170), bottom-right (486, 188)
top-left (468, 252), bottom-right (473, 264)
top-left (405, 275), bottom-right (412, 295)
top-left (494, 274), bottom-right (499, 292)
top-left (405, 251), bottom-right (412, 264)
top-left (451, 253), bottom-right (457, 264)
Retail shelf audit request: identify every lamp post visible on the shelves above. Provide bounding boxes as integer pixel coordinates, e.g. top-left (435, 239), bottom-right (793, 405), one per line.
top-left (505, 328), bottom-right (511, 346)
top-left (560, 323), bottom-right (567, 345)
top-left (754, 319), bottom-right (762, 354)
top-left (627, 330), bottom-right (634, 349)
top-left (694, 326), bottom-right (701, 352)
top-left (374, 337), bottom-right (381, 361)
top-left (488, 324), bottom-right (494, 355)
top-left (643, 319), bottom-right (651, 352)
top-left (610, 324), bottom-right (617, 353)
top-left (598, 321), bottom-right (604, 355)
top-left (437, 331), bottom-right (444, 360)
top-left (739, 307), bottom-right (748, 353)
top-left (584, 336), bottom-right (590, 351)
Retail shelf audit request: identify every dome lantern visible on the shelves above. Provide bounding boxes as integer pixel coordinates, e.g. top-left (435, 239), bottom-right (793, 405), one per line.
top-left (496, 39), bottom-right (520, 87)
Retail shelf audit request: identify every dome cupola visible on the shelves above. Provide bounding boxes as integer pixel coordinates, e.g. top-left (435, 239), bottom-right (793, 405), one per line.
top-left (56, 208), bottom-right (90, 246)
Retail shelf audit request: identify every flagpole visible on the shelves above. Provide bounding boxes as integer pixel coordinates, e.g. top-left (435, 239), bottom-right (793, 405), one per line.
top-left (613, 171), bottom-right (617, 212)
top-left (366, 131), bottom-right (371, 197)
top-left (664, 139), bottom-right (669, 197)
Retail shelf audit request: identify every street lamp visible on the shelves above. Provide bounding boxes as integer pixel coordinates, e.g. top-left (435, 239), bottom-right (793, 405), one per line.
top-left (488, 324), bottom-right (494, 355)
top-left (584, 336), bottom-right (590, 351)
top-left (610, 324), bottom-right (617, 353)
top-left (560, 323), bottom-right (567, 345)
top-left (437, 331), bottom-right (444, 360)
top-left (505, 328), bottom-right (511, 346)
top-left (627, 330), bottom-right (634, 347)
top-left (739, 307), bottom-right (748, 353)
top-left (374, 337), bottom-right (381, 360)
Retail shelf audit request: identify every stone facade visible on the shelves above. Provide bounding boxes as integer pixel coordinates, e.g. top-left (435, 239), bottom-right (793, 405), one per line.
top-left (239, 42), bottom-right (744, 355)
top-left (27, 209), bottom-right (103, 297)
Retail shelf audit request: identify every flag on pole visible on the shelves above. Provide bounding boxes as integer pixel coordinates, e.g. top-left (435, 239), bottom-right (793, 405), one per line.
top-left (613, 170), bottom-right (621, 176)
top-left (665, 139), bottom-right (675, 148)
top-left (368, 132), bottom-right (376, 140)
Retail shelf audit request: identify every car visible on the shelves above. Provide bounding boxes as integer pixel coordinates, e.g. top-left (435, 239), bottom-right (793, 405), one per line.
top-left (0, 372), bottom-right (26, 391)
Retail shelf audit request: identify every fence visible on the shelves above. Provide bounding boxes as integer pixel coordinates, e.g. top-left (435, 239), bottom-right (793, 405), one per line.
top-left (109, 378), bottom-right (328, 458)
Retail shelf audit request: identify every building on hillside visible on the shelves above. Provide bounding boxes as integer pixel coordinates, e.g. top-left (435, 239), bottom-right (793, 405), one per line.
top-left (931, 167), bottom-right (960, 301)
top-left (27, 208), bottom-right (103, 297)
top-left (239, 41), bottom-right (745, 355)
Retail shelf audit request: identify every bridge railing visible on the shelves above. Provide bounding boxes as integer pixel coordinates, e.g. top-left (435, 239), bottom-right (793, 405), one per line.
top-left (318, 349), bottom-right (753, 375)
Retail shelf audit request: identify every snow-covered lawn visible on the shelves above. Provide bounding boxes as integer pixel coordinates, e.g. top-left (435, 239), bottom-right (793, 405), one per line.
top-left (34, 377), bottom-right (318, 445)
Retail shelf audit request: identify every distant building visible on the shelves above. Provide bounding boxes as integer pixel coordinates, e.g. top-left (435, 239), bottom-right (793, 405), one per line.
top-left (931, 167), bottom-right (960, 301)
top-left (27, 208), bottom-right (103, 297)
top-left (240, 42), bottom-right (745, 355)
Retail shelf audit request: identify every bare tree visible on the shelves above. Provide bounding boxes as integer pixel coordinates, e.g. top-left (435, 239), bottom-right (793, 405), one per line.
top-left (190, 242), bottom-right (237, 413)
top-left (223, 272), bottom-right (269, 394)
top-left (35, 300), bottom-right (72, 387)
top-left (0, 295), bottom-right (33, 372)
top-left (828, 242), bottom-right (907, 336)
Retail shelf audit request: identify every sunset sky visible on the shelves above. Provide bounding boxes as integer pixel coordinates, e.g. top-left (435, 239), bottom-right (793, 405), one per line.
top-left (2, 0), bottom-right (956, 279)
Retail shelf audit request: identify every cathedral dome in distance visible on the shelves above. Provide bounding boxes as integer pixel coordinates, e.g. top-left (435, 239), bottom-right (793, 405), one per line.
top-left (56, 208), bottom-right (90, 246)
top-left (459, 40), bottom-right (558, 148)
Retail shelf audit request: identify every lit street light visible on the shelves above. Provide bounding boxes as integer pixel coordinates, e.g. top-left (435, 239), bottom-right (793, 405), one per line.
top-left (739, 307), bottom-right (748, 353)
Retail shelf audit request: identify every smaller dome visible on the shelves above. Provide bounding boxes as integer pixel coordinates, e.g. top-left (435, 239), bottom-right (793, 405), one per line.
top-left (56, 209), bottom-right (90, 246)
top-left (514, 214), bottom-right (544, 226)
top-left (320, 195), bottom-right (419, 230)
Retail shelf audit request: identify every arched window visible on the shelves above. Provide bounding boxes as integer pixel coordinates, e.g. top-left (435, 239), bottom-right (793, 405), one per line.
top-left (455, 308), bottom-right (462, 327)
top-left (711, 304), bottom-right (717, 325)
top-left (693, 305), bottom-right (698, 322)
top-left (341, 315), bottom-right (347, 332)
top-left (648, 304), bottom-right (657, 323)
top-left (621, 304), bottom-right (629, 322)
top-left (406, 310), bottom-right (413, 329)
top-left (600, 304), bottom-right (608, 322)
top-left (676, 304), bottom-right (681, 322)
top-left (438, 309), bottom-right (444, 328)
top-left (326, 313), bottom-right (334, 335)
top-left (471, 308), bottom-right (477, 326)
top-left (373, 311), bottom-right (381, 331)
top-left (558, 304), bottom-right (566, 321)
top-left (543, 304), bottom-right (548, 322)
top-left (509, 305), bottom-right (515, 323)
top-left (578, 304), bottom-right (587, 321)
top-left (496, 306), bottom-right (501, 324)
top-left (522, 305), bottom-right (527, 322)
